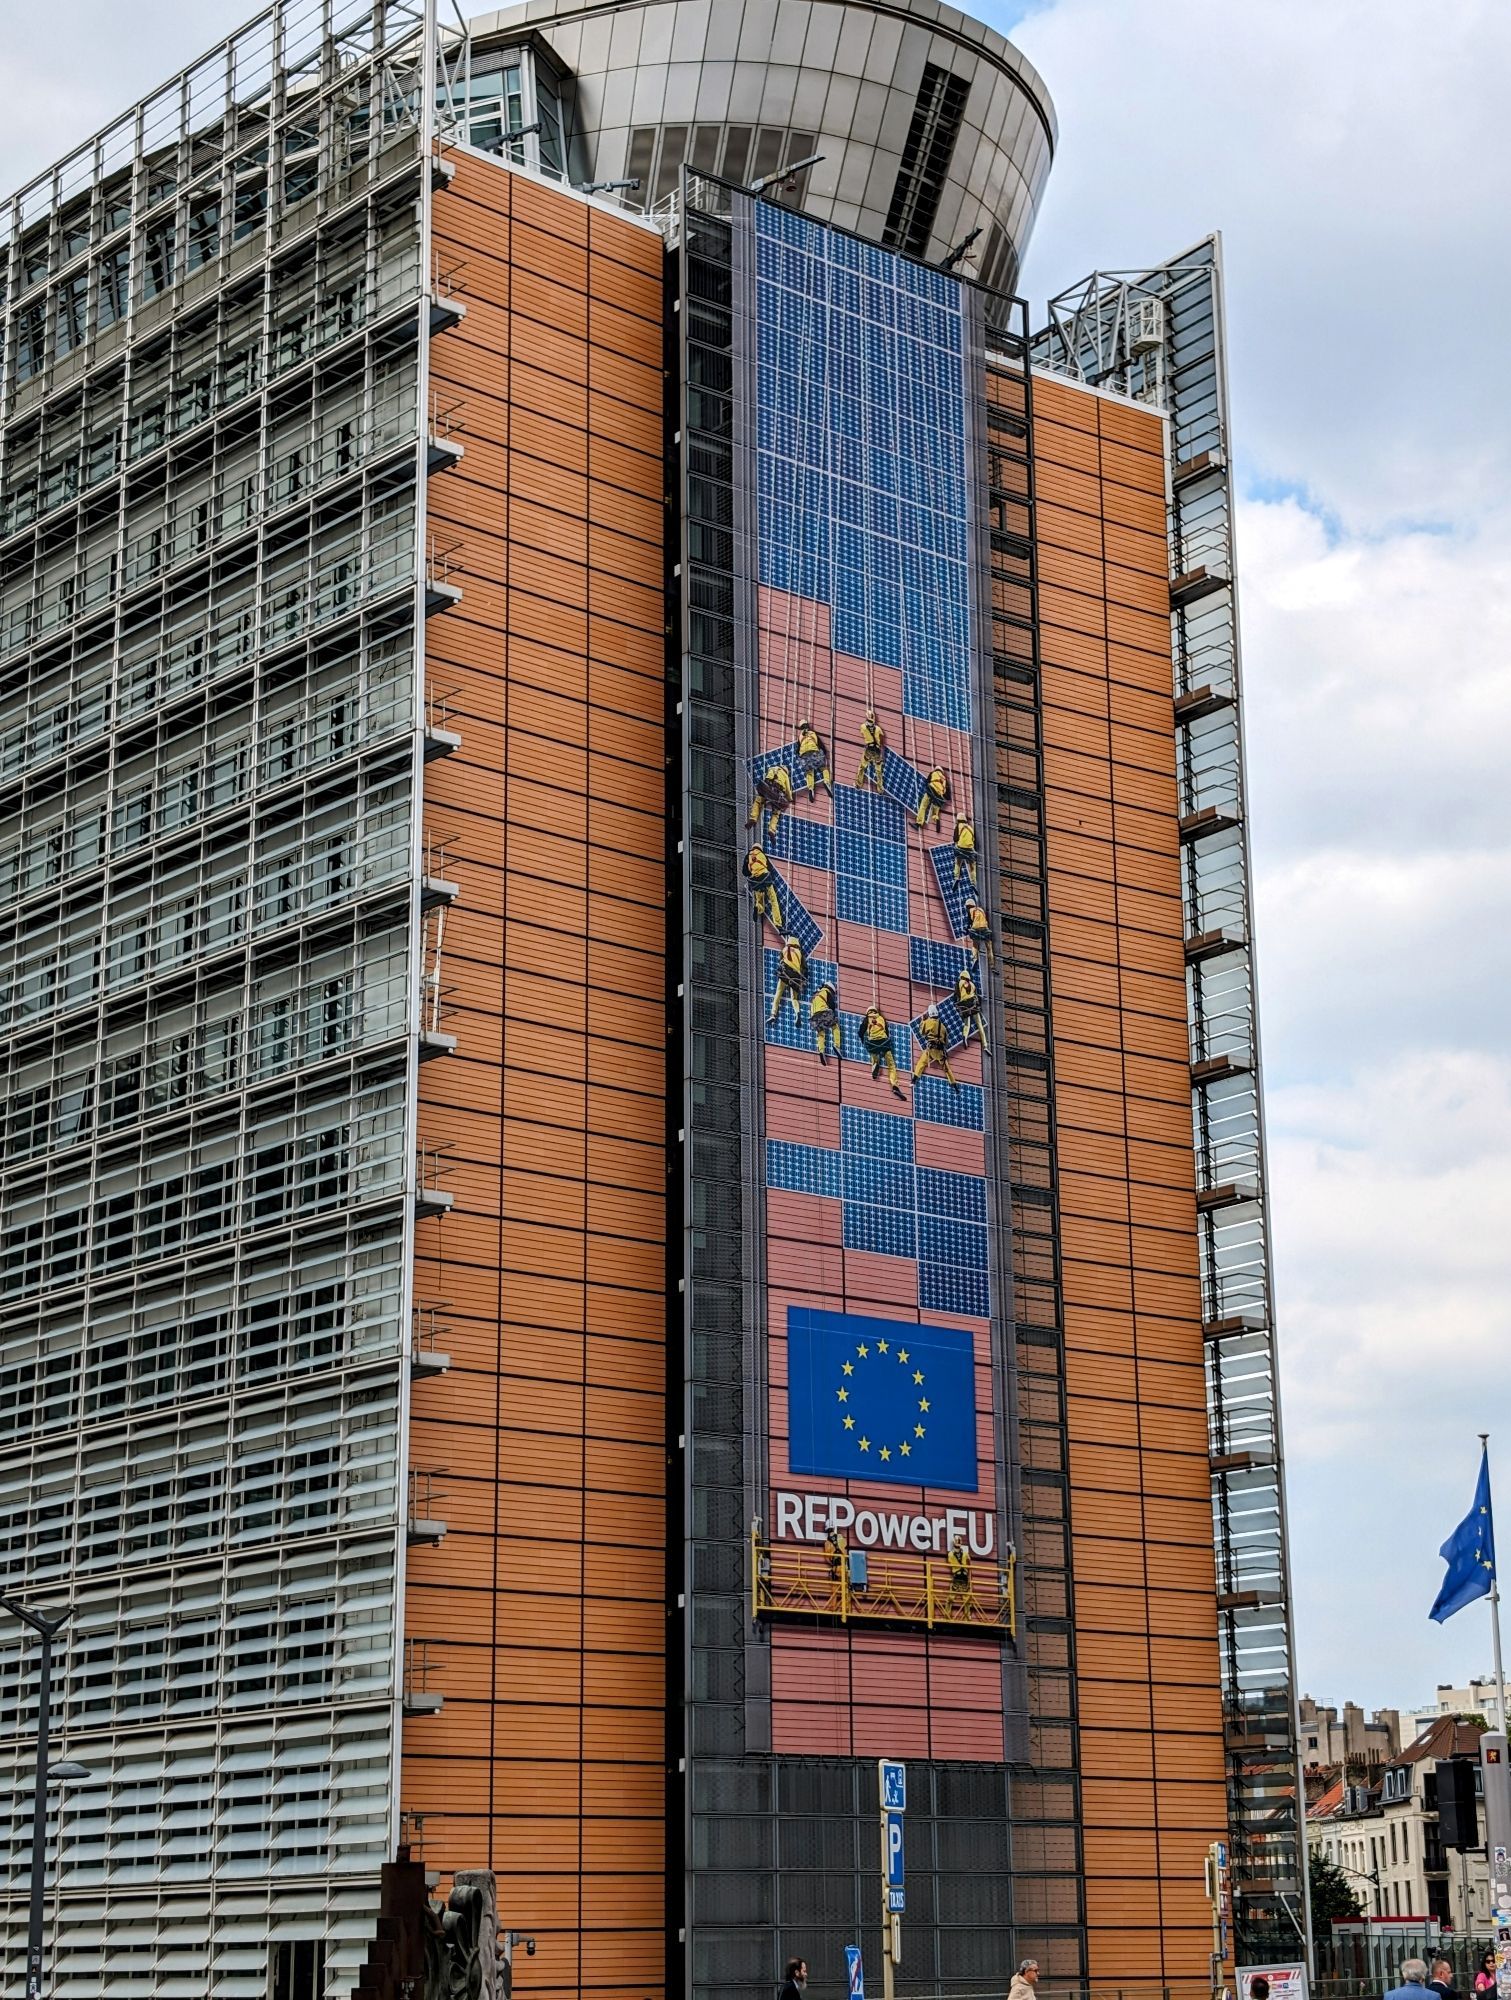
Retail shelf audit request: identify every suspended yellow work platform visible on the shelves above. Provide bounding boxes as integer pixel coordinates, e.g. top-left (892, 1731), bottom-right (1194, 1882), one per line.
top-left (750, 1527), bottom-right (1016, 1639)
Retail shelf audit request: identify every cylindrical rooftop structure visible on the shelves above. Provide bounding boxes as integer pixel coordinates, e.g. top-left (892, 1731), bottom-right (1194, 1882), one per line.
top-left (466, 0), bottom-right (1056, 293)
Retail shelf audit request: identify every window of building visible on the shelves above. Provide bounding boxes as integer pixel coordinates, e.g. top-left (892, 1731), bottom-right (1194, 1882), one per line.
top-left (16, 300), bottom-right (48, 383)
top-left (186, 199), bottom-right (221, 271)
top-left (456, 60), bottom-right (524, 156)
top-left (99, 245), bottom-right (129, 327)
top-left (143, 222), bottom-right (176, 299)
top-left (57, 272), bottom-right (89, 357)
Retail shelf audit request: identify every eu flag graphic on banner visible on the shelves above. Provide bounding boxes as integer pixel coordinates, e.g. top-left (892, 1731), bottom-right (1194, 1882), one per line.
top-left (786, 1307), bottom-right (978, 1493)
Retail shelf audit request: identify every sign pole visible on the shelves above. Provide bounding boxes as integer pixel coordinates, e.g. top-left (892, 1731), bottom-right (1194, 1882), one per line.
top-left (878, 1760), bottom-right (905, 2000)
top-left (1481, 1435), bottom-right (1508, 1737)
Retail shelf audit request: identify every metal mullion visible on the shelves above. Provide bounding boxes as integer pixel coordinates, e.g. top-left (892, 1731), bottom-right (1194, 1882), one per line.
top-left (268, 0), bottom-right (292, 244)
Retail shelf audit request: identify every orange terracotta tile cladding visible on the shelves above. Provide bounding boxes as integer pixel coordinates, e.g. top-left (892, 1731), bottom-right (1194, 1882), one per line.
top-left (407, 152), bottom-right (667, 2000)
top-left (1032, 375), bottom-right (1228, 1991)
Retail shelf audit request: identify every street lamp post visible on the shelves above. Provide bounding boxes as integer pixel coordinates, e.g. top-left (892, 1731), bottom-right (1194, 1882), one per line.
top-left (0, 1598), bottom-right (75, 2000)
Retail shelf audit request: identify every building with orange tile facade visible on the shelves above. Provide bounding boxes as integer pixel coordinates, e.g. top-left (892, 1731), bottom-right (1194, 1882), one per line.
top-left (0, 3), bottom-right (1301, 1997)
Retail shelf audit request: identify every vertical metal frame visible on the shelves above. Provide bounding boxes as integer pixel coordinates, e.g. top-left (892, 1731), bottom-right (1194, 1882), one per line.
top-left (964, 286), bottom-right (1032, 1761)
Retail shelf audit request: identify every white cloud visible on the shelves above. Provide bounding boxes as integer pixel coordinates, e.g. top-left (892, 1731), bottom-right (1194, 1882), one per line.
top-left (1240, 495), bottom-right (1511, 865)
top-left (1007, 0), bottom-right (1511, 530)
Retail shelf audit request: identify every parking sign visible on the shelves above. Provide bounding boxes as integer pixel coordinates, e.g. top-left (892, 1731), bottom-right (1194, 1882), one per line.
top-left (885, 1811), bottom-right (905, 1913)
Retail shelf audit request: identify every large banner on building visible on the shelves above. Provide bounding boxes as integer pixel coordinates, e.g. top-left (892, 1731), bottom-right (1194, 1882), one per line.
top-left (739, 201), bottom-right (1012, 1755)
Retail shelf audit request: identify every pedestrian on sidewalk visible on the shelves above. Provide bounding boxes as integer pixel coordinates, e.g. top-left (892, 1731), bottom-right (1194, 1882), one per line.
top-left (1008, 1958), bottom-right (1040, 2000)
top-left (1385, 1958), bottom-right (1432, 2000)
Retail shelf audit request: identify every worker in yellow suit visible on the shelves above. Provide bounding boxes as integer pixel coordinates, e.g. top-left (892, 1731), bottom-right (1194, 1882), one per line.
top-left (912, 1004), bottom-right (958, 1088)
top-left (916, 765), bottom-right (950, 829)
top-left (856, 711), bottom-right (886, 791)
top-left (809, 981), bottom-right (842, 1064)
top-left (769, 933), bottom-right (806, 1023)
top-left (860, 1004), bottom-right (904, 1099)
top-left (748, 763), bottom-right (794, 839)
top-left (954, 966), bottom-right (989, 1054)
top-left (795, 719), bottom-right (832, 797)
top-left (948, 1534), bottom-right (972, 1597)
top-left (951, 814), bottom-right (978, 885)
top-left (742, 844), bottom-right (783, 931)
top-left (964, 897), bottom-right (993, 964)
top-left (825, 1527), bottom-right (848, 1593)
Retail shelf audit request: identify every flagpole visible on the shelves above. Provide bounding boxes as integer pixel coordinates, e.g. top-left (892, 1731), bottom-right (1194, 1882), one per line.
top-left (1482, 1433), bottom-right (1508, 1737)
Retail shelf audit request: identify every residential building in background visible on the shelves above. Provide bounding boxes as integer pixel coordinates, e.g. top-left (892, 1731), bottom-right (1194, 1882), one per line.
top-left (1307, 1717), bottom-right (1488, 1933)
top-left (1300, 1695), bottom-right (1402, 1771)
top-left (0, 1), bottom-right (1303, 1994)
top-left (1406, 1678), bottom-right (1509, 1739)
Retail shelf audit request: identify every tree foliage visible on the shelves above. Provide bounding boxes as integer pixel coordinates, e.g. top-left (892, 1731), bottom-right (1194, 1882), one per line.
top-left (1309, 1846), bottom-right (1365, 1924)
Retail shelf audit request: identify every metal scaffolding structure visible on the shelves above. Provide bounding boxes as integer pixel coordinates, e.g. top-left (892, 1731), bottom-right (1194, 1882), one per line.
top-left (0, 0), bottom-right (452, 1989)
top-left (1032, 241), bottom-right (1312, 1968)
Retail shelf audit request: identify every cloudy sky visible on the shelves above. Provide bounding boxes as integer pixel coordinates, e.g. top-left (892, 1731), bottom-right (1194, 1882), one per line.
top-left (5, 0), bottom-right (1509, 1716)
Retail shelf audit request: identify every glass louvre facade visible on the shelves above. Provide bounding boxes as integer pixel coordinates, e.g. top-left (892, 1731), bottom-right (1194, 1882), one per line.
top-left (0, 0), bottom-right (432, 1990)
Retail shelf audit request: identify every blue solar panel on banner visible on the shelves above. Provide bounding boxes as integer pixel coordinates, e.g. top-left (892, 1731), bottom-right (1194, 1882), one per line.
top-left (835, 787), bottom-right (904, 842)
top-left (909, 937), bottom-right (971, 991)
top-left (916, 1165), bottom-right (988, 1224)
top-left (929, 844), bottom-right (977, 939)
top-left (909, 998), bottom-right (966, 1055)
top-left (841, 1106), bottom-right (914, 1160)
top-left (913, 1075), bottom-right (984, 1129)
top-left (878, 747), bottom-right (929, 817)
top-left (767, 1140), bottom-right (843, 1200)
top-left (763, 865), bottom-right (823, 955)
top-left (765, 813), bottom-right (832, 871)
top-left (836, 875), bottom-right (908, 933)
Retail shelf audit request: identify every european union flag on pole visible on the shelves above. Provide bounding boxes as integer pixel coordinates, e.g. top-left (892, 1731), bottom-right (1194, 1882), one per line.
top-left (1430, 1445), bottom-right (1496, 1623)
top-left (785, 1307), bottom-right (978, 1492)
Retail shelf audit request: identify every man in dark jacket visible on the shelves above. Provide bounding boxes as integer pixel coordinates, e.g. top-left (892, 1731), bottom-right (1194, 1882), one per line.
top-left (780, 1959), bottom-right (808, 2000)
top-left (1427, 1959), bottom-right (1460, 2000)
